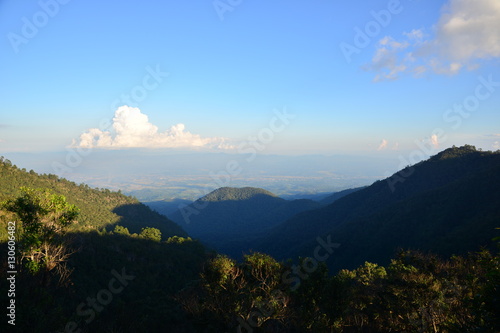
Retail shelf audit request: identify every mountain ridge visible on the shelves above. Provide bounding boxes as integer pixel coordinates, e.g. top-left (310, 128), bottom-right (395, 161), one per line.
top-left (0, 156), bottom-right (187, 240)
top-left (255, 145), bottom-right (500, 270)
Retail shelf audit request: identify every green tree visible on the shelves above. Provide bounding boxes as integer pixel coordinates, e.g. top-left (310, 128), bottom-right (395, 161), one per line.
top-left (180, 253), bottom-right (290, 331)
top-left (113, 225), bottom-right (131, 236)
top-left (166, 235), bottom-right (192, 243)
top-left (336, 261), bottom-right (387, 329)
top-left (3, 187), bottom-right (79, 276)
top-left (139, 227), bottom-right (162, 242)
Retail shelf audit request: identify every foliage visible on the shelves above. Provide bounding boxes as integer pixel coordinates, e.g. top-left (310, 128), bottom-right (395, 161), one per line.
top-left (139, 227), bottom-right (162, 242)
top-left (113, 225), bottom-right (130, 236)
top-left (0, 157), bottom-right (187, 240)
top-left (3, 187), bottom-right (79, 274)
top-left (167, 236), bottom-right (193, 244)
top-left (0, 222), bottom-right (207, 333)
top-left (179, 252), bottom-right (291, 331)
top-left (181, 249), bottom-right (500, 332)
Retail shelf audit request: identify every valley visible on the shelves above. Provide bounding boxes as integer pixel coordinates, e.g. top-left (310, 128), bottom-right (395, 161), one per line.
top-left (1, 145), bottom-right (499, 332)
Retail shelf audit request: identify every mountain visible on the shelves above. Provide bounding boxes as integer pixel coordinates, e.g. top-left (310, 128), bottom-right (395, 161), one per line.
top-left (0, 156), bottom-right (187, 240)
top-left (169, 187), bottom-right (321, 257)
top-left (319, 187), bottom-right (365, 205)
top-left (0, 156), bottom-right (208, 332)
top-left (255, 145), bottom-right (500, 271)
top-left (198, 186), bottom-right (278, 202)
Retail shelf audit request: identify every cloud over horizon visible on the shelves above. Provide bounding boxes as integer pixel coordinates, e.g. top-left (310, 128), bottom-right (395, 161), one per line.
top-left (73, 106), bottom-right (234, 150)
top-left (431, 134), bottom-right (440, 148)
top-left (377, 139), bottom-right (388, 150)
top-left (366, 0), bottom-right (500, 81)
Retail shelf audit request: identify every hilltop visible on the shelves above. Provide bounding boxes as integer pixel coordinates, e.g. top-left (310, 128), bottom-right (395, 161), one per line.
top-left (198, 186), bottom-right (277, 202)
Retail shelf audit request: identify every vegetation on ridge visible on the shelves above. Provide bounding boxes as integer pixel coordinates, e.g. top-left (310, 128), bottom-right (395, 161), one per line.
top-left (0, 156), bottom-right (186, 240)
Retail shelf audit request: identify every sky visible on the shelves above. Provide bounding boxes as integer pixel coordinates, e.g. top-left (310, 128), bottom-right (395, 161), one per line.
top-left (1, 0), bottom-right (500, 161)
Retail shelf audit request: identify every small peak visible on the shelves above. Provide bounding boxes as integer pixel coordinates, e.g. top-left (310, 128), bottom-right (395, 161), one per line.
top-left (199, 187), bottom-right (277, 202)
top-left (432, 145), bottom-right (479, 161)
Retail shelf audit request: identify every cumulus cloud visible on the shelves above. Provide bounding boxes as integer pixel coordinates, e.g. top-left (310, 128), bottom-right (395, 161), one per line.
top-left (366, 0), bottom-right (500, 81)
top-left (377, 139), bottom-right (388, 150)
top-left (431, 134), bottom-right (439, 148)
top-left (484, 134), bottom-right (500, 150)
top-left (74, 106), bottom-right (234, 150)
top-left (435, 0), bottom-right (500, 60)
top-left (367, 36), bottom-right (410, 82)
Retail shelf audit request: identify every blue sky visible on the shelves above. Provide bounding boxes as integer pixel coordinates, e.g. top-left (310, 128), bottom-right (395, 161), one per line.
top-left (1, 0), bottom-right (499, 157)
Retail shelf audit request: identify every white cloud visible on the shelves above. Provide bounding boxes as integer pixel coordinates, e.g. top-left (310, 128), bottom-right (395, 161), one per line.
top-left (435, 0), bottom-right (500, 61)
top-left (431, 134), bottom-right (439, 148)
top-left (493, 141), bottom-right (500, 150)
top-left (366, 0), bottom-right (500, 80)
top-left (74, 106), bottom-right (234, 150)
top-left (366, 37), bottom-right (410, 82)
top-left (377, 139), bottom-right (388, 150)
top-left (403, 29), bottom-right (424, 42)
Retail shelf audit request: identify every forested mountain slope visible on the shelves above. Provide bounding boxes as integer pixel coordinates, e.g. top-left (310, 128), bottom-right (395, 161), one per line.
top-left (256, 145), bottom-right (500, 270)
top-left (0, 156), bottom-right (206, 332)
top-left (0, 157), bottom-right (186, 239)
